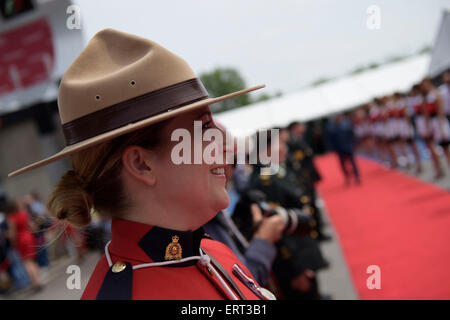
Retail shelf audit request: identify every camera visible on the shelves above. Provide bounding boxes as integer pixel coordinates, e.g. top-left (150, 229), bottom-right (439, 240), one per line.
top-left (232, 189), bottom-right (314, 239)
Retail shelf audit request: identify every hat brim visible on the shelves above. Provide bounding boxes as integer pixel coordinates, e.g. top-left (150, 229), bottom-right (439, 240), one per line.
top-left (8, 84), bottom-right (265, 178)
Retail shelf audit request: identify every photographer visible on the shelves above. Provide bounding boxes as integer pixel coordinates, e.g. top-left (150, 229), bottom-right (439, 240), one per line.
top-left (236, 129), bottom-right (328, 299)
top-left (203, 164), bottom-right (284, 287)
top-left (286, 122), bottom-right (331, 241)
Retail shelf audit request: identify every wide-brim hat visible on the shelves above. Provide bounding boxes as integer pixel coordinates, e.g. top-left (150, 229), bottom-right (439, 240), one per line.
top-left (8, 28), bottom-right (264, 177)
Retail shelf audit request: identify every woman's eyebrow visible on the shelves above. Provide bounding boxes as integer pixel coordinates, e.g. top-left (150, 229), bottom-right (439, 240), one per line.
top-left (195, 111), bottom-right (212, 119)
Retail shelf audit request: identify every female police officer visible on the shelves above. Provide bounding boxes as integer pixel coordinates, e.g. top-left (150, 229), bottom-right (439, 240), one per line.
top-left (8, 29), bottom-right (273, 300)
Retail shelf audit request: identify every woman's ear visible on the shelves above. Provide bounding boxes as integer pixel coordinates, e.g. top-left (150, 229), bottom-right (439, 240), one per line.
top-left (121, 146), bottom-right (156, 187)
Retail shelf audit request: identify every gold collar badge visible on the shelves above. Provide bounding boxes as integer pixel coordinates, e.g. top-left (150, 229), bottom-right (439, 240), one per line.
top-left (165, 235), bottom-right (182, 260)
top-left (294, 150), bottom-right (304, 161)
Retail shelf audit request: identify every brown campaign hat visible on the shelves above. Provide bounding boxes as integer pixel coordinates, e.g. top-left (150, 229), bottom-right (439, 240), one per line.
top-left (8, 28), bottom-right (264, 178)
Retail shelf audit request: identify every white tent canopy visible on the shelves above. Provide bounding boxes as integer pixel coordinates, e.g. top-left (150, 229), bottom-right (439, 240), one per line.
top-left (428, 9), bottom-right (450, 78)
top-left (216, 54), bottom-right (430, 138)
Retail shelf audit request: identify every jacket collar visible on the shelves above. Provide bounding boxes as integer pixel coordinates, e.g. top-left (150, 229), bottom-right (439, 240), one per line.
top-left (108, 218), bottom-right (206, 265)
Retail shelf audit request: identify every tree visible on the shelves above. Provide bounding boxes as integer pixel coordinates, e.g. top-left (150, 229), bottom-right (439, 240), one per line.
top-left (200, 67), bottom-right (251, 113)
top-left (311, 77), bottom-right (331, 87)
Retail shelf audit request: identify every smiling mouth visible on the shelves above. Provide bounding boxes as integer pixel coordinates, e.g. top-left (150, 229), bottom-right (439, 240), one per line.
top-left (210, 167), bottom-right (225, 176)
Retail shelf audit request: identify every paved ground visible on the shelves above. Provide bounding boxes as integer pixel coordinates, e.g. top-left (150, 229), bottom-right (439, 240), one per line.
top-left (361, 143), bottom-right (450, 190)
top-left (397, 156), bottom-right (450, 191)
top-left (315, 197), bottom-right (359, 300)
top-left (1, 251), bottom-right (101, 300)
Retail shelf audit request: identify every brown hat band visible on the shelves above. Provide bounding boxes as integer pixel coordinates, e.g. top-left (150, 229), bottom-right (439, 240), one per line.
top-left (62, 78), bottom-right (209, 146)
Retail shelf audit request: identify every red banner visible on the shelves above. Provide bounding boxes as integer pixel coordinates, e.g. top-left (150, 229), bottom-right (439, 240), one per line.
top-left (0, 18), bottom-right (54, 97)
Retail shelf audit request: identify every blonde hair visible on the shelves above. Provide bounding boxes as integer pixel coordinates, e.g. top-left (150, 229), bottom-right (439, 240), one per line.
top-left (46, 120), bottom-right (169, 227)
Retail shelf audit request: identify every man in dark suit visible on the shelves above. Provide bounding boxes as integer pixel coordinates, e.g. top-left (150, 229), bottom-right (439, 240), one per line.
top-left (326, 114), bottom-right (361, 186)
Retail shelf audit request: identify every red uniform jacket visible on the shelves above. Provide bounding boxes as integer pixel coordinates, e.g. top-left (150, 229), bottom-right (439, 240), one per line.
top-left (82, 218), bottom-right (272, 300)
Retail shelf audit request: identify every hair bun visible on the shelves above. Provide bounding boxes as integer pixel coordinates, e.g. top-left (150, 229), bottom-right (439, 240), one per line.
top-left (46, 170), bottom-right (93, 227)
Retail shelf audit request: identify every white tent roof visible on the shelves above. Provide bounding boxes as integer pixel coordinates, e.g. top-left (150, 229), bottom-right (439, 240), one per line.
top-left (216, 54), bottom-right (430, 137)
top-left (428, 9), bottom-right (450, 77)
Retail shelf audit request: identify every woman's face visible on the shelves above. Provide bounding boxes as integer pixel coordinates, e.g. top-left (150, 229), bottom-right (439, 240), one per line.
top-left (261, 139), bottom-right (287, 165)
top-left (148, 105), bottom-right (230, 230)
top-left (277, 140), bottom-right (288, 164)
top-left (443, 72), bottom-right (450, 84)
top-left (279, 129), bottom-right (290, 144)
top-left (421, 80), bottom-right (432, 93)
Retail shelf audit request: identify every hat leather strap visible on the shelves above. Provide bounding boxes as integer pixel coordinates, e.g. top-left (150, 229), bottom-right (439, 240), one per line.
top-left (62, 78), bottom-right (209, 146)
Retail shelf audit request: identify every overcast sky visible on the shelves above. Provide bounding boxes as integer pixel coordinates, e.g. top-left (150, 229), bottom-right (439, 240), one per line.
top-left (73, 0), bottom-right (449, 96)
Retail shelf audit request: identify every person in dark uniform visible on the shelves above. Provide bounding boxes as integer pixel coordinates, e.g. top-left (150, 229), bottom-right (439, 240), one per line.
top-left (286, 122), bottom-right (331, 242)
top-left (240, 129), bottom-right (329, 299)
top-left (203, 163), bottom-right (284, 287)
top-left (8, 29), bottom-right (274, 300)
top-left (326, 114), bottom-right (361, 185)
top-left (203, 208), bottom-right (282, 287)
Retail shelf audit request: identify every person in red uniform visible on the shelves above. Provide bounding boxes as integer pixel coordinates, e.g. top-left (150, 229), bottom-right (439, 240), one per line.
top-left (419, 79), bottom-right (446, 179)
top-left (8, 29), bottom-right (273, 300)
top-left (379, 97), bottom-right (399, 168)
top-left (392, 92), bottom-right (421, 171)
top-left (4, 199), bottom-right (42, 290)
top-left (422, 78), bottom-right (450, 171)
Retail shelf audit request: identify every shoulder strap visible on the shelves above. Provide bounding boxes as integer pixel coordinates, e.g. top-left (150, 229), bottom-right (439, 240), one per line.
top-left (202, 248), bottom-right (247, 300)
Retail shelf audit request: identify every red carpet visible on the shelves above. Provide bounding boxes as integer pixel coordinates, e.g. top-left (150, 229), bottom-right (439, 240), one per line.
top-left (315, 153), bottom-right (450, 299)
